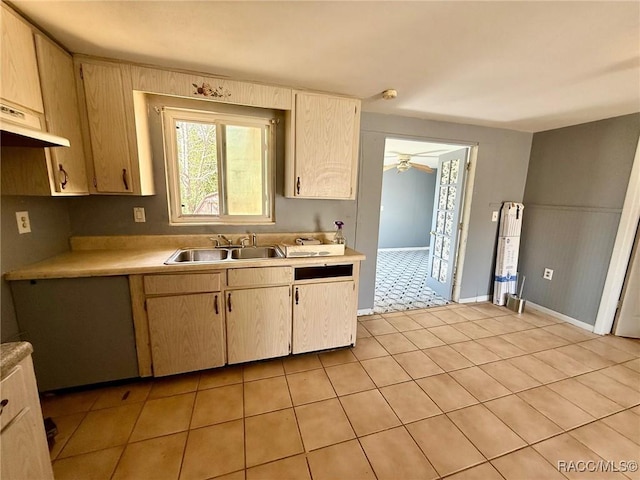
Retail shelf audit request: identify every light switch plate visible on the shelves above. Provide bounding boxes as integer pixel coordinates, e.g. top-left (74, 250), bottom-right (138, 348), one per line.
top-left (133, 207), bottom-right (146, 223)
top-left (543, 268), bottom-right (554, 281)
top-left (492, 211), bottom-right (499, 222)
top-left (16, 211), bottom-right (31, 234)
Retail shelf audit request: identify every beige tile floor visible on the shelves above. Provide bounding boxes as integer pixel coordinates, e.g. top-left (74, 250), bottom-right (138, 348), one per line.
top-left (42, 303), bottom-right (640, 480)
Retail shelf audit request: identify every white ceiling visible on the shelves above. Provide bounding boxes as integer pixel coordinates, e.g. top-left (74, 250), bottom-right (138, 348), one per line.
top-left (11, 1), bottom-right (640, 133)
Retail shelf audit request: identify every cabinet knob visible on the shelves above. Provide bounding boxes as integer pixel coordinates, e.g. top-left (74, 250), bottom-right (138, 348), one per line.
top-left (0, 398), bottom-right (8, 415)
top-left (58, 164), bottom-right (68, 190)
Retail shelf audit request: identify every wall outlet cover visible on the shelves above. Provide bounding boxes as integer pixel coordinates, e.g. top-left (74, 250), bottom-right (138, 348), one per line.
top-left (492, 211), bottom-right (499, 222)
top-left (16, 211), bottom-right (31, 234)
top-left (133, 207), bottom-right (146, 223)
top-left (543, 268), bottom-right (554, 280)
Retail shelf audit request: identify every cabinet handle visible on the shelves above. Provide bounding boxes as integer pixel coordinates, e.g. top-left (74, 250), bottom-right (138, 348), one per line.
top-left (58, 164), bottom-right (68, 190)
top-left (295, 287), bottom-right (299, 305)
top-left (214, 294), bottom-right (218, 314)
top-left (0, 398), bottom-right (8, 415)
top-left (122, 169), bottom-right (129, 190)
top-left (228, 292), bottom-right (232, 312)
top-left (296, 177), bottom-right (301, 195)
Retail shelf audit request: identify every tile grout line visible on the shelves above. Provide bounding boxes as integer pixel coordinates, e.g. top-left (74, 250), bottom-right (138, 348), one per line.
top-left (44, 303), bottom-right (639, 479)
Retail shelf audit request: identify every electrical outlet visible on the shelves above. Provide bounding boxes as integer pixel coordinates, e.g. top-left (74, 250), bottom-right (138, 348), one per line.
top-left (16, 211), bottom-right (31, 234)
top-left (543, 268), bottom-right (554, 281)
top-left (491, 211), bottom-right (499, 222)
top-left (133, 207), bottom-right (146, 223)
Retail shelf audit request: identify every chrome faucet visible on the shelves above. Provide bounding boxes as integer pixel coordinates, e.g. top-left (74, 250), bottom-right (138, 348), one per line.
top-left (239, 233), bottom-right (257, 248)
top-left (217, 234), bottom-right (232, 247)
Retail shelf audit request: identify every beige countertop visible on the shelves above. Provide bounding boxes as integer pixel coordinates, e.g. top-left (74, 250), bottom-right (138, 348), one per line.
top-left (4, 234), bottom-right (365, 281)
top-left (1, 342), bottom-right (33, 378)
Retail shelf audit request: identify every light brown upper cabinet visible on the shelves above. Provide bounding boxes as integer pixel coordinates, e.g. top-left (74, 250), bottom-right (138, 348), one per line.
top-left (75, 58), bottom-right (154, 195)
top-left (0, 4), bottom-right (43, 114)
top-left (286, 91), bottom-right (361, 200)
top-left (0, 21), bottom-right (88, 195)
top-left (33, 34), bottom-right (88, 194)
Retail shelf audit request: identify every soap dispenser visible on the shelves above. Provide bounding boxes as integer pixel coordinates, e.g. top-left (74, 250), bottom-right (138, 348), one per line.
top-left (333, 220), bottom-right (345, 245)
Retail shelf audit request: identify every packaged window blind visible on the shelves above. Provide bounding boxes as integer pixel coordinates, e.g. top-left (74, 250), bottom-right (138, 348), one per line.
top-left (493, 202), bottom-right (524, 306)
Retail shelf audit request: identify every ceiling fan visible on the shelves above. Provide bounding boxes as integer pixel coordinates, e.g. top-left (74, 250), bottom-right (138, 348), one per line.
top-left (383, 149), bottom-right (447, 173)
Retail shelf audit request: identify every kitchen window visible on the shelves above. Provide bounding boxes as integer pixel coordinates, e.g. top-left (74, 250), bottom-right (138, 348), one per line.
top-left (162, 107), bottom-right (275, 225)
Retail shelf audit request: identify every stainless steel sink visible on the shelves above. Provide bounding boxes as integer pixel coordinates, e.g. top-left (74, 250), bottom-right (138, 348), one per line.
top-left (231, 246), bottom-right (283, 259)
top-left (165, 248), bottom-right (229, 264)
top-left (165, 246), bottom-right (283, 264)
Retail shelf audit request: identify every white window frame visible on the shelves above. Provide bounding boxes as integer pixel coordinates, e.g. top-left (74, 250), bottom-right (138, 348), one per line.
top-left (162, 107), bottom-right (275, 225)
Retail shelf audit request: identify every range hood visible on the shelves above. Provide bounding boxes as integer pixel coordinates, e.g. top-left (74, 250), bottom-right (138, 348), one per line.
top-left (1, 120), bottom-right (70, 148)
top-left (0, 104), bottom-right (70, 148)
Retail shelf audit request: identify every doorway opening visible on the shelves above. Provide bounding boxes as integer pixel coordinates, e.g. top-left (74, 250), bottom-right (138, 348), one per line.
top-left (374, 137), bottom-right (471, 314)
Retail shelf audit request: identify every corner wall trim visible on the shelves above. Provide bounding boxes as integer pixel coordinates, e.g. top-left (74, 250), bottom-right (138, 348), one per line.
top-left (459, 295), bottom-right (490, 304)
top-left (526, 301), bottom-right (595, 333)
top-left (357, 308), bottom-right (374, 316)
top-left (594, 135), bottom-right (640, 335)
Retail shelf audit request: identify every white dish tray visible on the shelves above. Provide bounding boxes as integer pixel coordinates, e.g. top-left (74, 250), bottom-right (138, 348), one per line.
top-left (278, 243), bottom-right (345, 257)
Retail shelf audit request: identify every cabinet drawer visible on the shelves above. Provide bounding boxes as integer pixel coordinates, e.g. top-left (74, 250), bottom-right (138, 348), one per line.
top-left (144, 273), bottom-right (221, 295)
top-left (0, 365), bottom-right (27, 430)
top-left (227, 267), bottom-right (292, 287)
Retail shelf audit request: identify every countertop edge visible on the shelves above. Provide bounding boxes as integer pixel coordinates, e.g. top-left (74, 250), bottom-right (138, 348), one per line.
top-left (5, 248), bottom-right (366, 281)
top-left (1, 342), bottom-right (33, 378)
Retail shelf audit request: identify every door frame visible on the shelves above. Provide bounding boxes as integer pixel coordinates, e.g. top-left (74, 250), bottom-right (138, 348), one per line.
top-left (594, 135), bottom-right (640, 335)
top-left (452, 145), bottom-right (479, 302)
top-left (377, 135), bottom-right (478, 303)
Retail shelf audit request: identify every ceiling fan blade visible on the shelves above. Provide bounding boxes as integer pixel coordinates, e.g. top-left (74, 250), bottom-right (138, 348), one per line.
top-left (409, 162), bottom-right (435, 173)
top-left (411, 149), bottom-right (449, 156)
top-left (383, 164), bottom-right (398, 171)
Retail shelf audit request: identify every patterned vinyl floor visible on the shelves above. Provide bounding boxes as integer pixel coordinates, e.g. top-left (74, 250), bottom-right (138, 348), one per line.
top-left (374, 249), bottom-right (449, 313)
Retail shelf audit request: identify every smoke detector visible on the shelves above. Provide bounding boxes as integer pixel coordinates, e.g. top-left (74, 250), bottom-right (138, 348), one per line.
top-left (382, 89), bottom-right (398, 100)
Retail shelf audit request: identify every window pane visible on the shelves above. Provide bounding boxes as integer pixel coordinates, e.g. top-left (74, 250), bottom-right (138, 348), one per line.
top-left (224, 125), bottom-right (264, 216)
top-left (175, 120), bottom-right (219, 215)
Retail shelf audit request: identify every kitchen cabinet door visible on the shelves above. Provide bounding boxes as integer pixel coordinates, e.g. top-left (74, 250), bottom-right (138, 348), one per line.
top-left (226, 286), bottom-right (292, 364)
top-left (147, 293), bottom-right (225, 376)
top-left (78, 61), bottom-right (133, 193)
top-left (0, 357), bottom-right (54, 480)
top-left (292, 281), bottom-right (357, 354)
top-left (0, 4), bottom-right (43, 113)
top-left (34, 34), bottom-right (88, 194)
top-left (287, 92), bottom-right (360, 199)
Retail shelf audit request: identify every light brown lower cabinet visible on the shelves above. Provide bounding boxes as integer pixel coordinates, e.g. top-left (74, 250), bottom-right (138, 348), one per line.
top-left (292, 281), bottom-right (357, 354)
top-left (146, 292), bottom-right (225, 376)
top-left (0, 356), bottom-right (54, 480)
top-left (226, 286), bottom-right (292, 364)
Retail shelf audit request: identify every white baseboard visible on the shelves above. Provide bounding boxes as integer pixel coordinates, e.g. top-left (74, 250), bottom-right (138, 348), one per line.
top-left (378, 247), bottom-right (430, 252)
top-left (526, 301), bottom-right (595, 332)
top-left (357, 308), bottom-right (375, 316)
top-left (459, 295), bottom-right (491, 304)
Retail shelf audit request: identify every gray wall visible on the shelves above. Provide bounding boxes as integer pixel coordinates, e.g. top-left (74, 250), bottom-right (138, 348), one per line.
top-left (67, 95), bottom-right (357, 242)
top-left (2, 107), bottom-right (534, 323)
top-left (1, 195), bottom-right (71, 342)
top-left (519, 113), bottom-right (640, 325)
top-left (356, 113), bottom-right (533, 309)
top-left (378, 168), bottom-right (436, 248)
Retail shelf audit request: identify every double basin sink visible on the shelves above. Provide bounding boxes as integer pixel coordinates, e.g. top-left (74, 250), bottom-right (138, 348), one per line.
top-left (165, 246), bottom-right (283, 265)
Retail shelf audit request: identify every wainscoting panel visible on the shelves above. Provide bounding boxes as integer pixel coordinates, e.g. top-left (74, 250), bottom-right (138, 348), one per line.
top-left (519, 205), bottom-right (621, 326)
